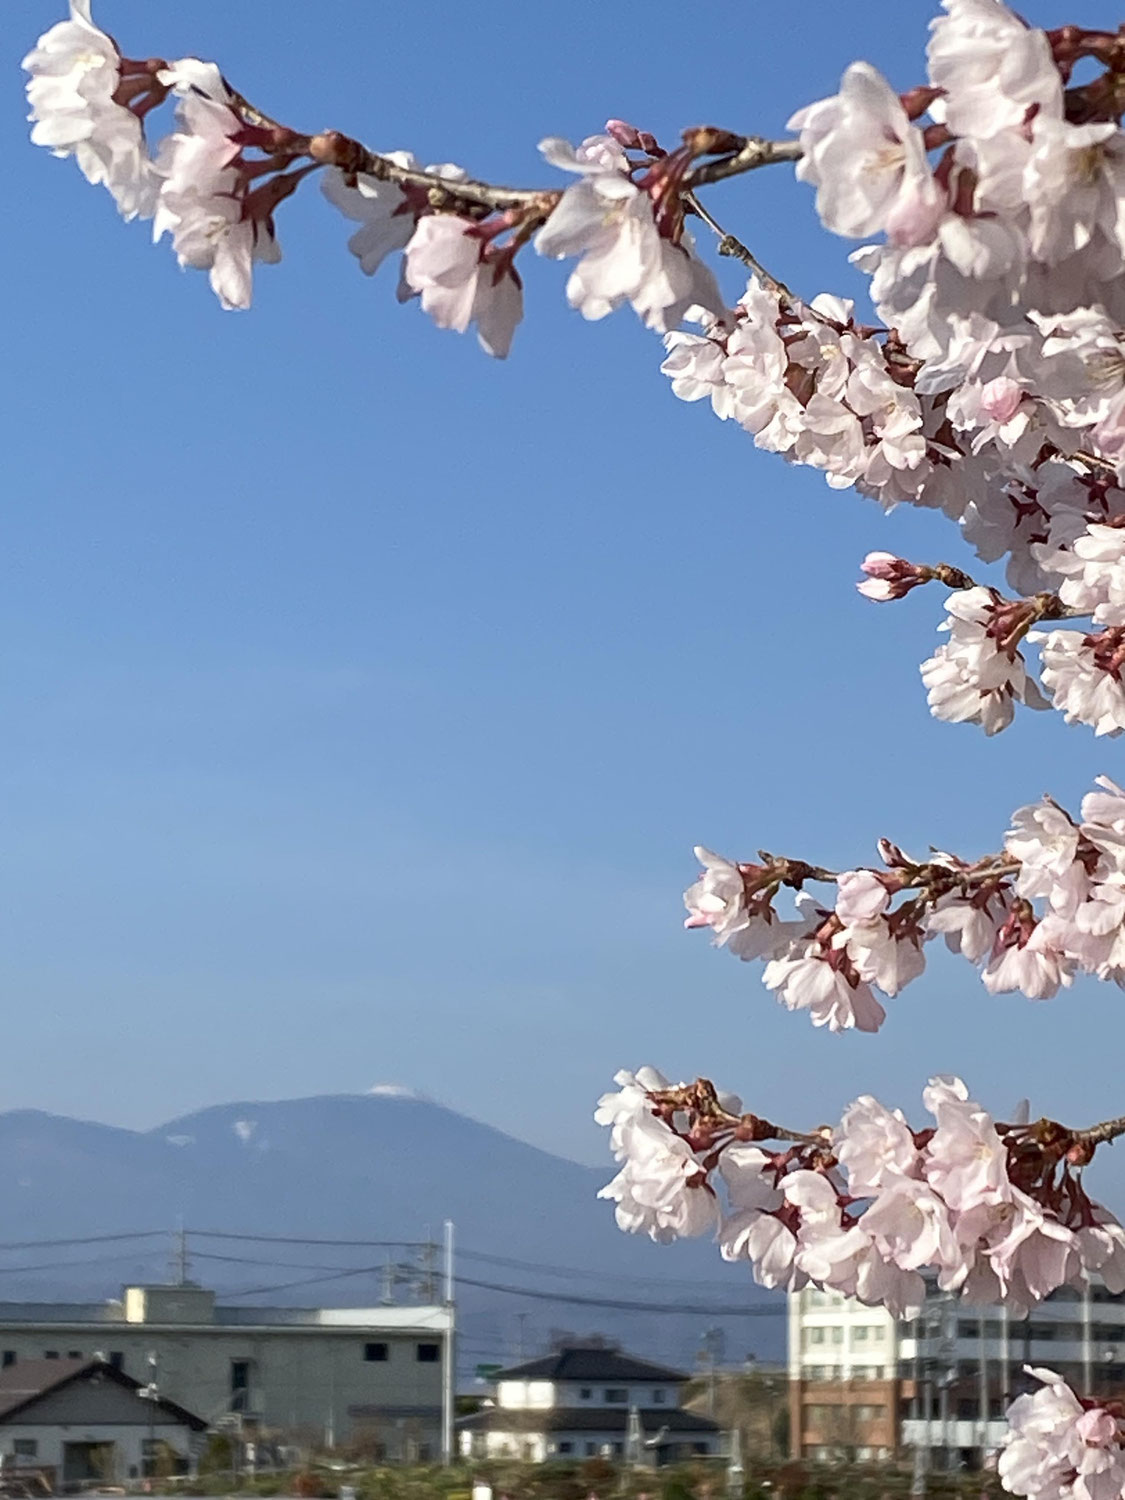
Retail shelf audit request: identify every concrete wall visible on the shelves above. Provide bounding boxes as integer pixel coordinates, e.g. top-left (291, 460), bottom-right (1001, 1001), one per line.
top-left (0, 1328), bottom-right (444, 1450)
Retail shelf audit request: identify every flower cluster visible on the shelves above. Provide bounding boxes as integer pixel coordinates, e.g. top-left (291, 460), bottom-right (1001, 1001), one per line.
top-left (685, 779), bottom-right (1125, 1022)
top-left (1001, 1369), bottom-right (1125, 1500)
top-left (597, 1071), bottom-right (1125, 1317)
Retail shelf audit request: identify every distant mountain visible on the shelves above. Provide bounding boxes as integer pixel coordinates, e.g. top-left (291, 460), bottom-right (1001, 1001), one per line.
top-left (0, 1093), bottom-right (783, 1370)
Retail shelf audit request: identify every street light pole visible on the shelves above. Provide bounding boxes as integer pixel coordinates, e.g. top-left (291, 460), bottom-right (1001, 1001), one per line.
top-left (442, 1220), bottom-right (455, 1468)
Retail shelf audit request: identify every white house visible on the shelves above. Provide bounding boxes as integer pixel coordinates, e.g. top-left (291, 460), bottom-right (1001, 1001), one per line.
top-left (0, 1356), bottom-right (207, 1488)
top-left (457, 1346), bottom-right (720, 1465)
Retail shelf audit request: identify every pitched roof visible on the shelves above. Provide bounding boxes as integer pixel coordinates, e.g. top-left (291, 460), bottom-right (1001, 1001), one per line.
top-left (457, 1406), bottom-right (720, 1434)
top-left (492, 1349), bottom-right (687, 1383)
top-left (0, 1358), bottom-right (207, 1431)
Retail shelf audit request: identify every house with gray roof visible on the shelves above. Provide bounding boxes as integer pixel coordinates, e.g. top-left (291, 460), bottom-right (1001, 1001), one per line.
top-left (457, 1346), bottom-right (720, 1465)
top-left (0, 1356), bottom-right (207, 1490)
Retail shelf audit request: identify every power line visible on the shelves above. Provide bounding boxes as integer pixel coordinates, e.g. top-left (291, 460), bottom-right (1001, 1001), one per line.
top-left (458, 1246), bottom-right (755, 1292)
top-left (187, 1230), bottom-right (430, 1248)
top-left (453, 1273), bottom-right (784, 1317)
top-left (0, 1232), bottom-right (164, 1251)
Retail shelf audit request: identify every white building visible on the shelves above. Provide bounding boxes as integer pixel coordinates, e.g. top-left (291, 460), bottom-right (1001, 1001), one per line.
top-left (457, 1347), bottom-right (720, 1465)
top-left (788, 1279), bottom-right (1125, 1468)
top-left (0, 1356), bottom-right (207, 1488)
top-left (0, 1285), bottom-right (454, 1461)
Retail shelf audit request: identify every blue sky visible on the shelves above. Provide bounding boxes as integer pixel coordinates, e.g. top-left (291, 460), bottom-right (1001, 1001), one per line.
top-left (4, 0), bottom-right (1123, 1181)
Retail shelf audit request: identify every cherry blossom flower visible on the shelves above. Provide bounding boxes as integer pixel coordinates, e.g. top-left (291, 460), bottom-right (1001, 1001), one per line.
top-left (403, 213), bottom-right (523, 358)
top-left (762, 947), bottom-right (887, 1033)
top-left (921, 587), bottom-right (1049, 735)
top-left (926, 0), bottom-right (1063, 141)
top-left (321, 160), bottom-right (416, 276)
top-left (789, 63), bottom-right (943, 242)
top-left (834, 1095), bottom-right (919, 1194)
top-left (23, 0), bottom-right (160, 221)
top-left (682, 847), bottom-right (805, 961)
top-left (1005, 799), bottom-right (1081, 902)
top-left (153, 61), bottom-right (289, 311)
top-left (834, 870), bottom-right (891, 925)
top-left (926, 890), bottom-right (1011, 962)
top-left (536, 135), bottom-right (723, 333)
top-left (1033, 628), bottom-right (1125, 737)
top-left (1001, 1368), bottom-right (1125, 1500)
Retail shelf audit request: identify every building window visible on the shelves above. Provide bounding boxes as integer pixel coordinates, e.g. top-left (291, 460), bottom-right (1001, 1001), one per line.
top-left (653, 1389), bottom-right (666, 1404)
top-left (585, 1443), bottom-right (597, 1457)
top-left (831, 1327), bottom-right (843, 1345)
top-left (604, 1388), bottom-right (627, 1403)
top-left (854, 1326), bottom-right (869, 1342)
top-left (67, 1350), bottom-right (82, 1359)
top-left (416, 1343), bottom-right (440, 1363)
top-left (12, 1441), bottom-right (37, 1461)
top-left (557, 1442), bottom-right (573, 1455)
top-left (43, 1351), bottom-right (58, 1360)
top-left (109, 1352), bottom-right (124, 1370)
top-left (1, 1353), bottom-right (15, 1369)
top-left (809, 1327), bottom-right (825, 1345)
top-left (873, 1327), bottom-right (885, 1343)
top-left (231, 1359), bottom-right (251, 1412)
top-left (579, 1387), bottom-right (592, 1400)
top-left (364, 1342), bottom-right (388, 1362)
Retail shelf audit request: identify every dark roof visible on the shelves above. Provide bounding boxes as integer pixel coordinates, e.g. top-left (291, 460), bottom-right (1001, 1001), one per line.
top-left (492, 1349), bottom-right (687, 1383)
top-left (457, 1406), bottom-right (720, 1434)
top-left (0, 1358), bottom-right (207, 1432)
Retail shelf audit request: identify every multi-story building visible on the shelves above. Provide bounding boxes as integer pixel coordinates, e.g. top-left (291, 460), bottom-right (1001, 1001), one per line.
top-left (457, 1346), bottom-right (721, 1464)
top-left (0, 1285), bottom-right (454, 1462)
top-left (789, 1280), bottom-right (1125, 1469)
top-left (787, 1286), bottom-right (899, 1463)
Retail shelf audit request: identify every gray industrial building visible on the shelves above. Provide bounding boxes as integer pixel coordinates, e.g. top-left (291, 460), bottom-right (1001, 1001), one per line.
top-left (0, 1284), bottom-right (454, 1463)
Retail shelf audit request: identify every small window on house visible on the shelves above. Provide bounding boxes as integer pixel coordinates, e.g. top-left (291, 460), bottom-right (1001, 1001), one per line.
top-left (579, 1387), bottom-right (592, 1399)
top-left (585, 1443), bottom-right (597, 1456)
top-left (12, 1441), bottom-right (37, 1460)
top-left (557, 1442), bottom-right (573, 1455)
top-left (854, 1326), bottom-right (869, 1342)
top-left (67, 1350), bottom-right (82, 1359)
top-left (810, 1327), bottom-right (825, 1344)
top-left (1, 1353), bottom-right (15, 1369)
top-left (416, 1342), bottom-right (440, 1363)
top-left (364, 1342), bottom-right (389, 1362)
top-left (831, 1327), bottom-right (844, 1344)
top-left (653, 1389), bottom-right (666, 1404)
top-left (109, 1352), bottom-right (124, 1370)
top-left (604, 1387), bottom-right (627, 1403)
top-left (44, 1351), bottom-right (58, 1360)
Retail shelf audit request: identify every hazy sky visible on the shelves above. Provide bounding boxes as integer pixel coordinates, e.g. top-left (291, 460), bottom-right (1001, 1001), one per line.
top-left (4, 0), bottom-right (1122, 1178)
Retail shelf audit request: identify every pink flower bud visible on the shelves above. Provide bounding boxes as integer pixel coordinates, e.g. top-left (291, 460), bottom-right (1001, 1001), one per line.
top-left (980, 376), bottom-right (1024, 424)
top-left (857, 552), bottom-right (927, 601)
top-left (1076, 1408), bottom-right (1119, 1448)
top-left (606, 119), bottom-right (643, 149)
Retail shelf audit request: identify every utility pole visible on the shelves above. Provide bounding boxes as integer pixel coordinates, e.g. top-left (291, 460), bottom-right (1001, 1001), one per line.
top-left (170, 1223), bottom-right (190, 1287)
top-left (441, 1220), bottom-right (455, 1468)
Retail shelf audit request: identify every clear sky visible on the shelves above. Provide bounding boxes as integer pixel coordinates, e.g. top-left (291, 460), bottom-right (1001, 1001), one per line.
top-left (4, 0), bottom-right (1123, 1181)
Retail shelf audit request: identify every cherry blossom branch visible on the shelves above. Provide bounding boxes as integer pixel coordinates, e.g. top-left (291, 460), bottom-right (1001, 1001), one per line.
top-left (684, 778), bottom-right (1125, 1029)
top-left (1075, 1114), bottom-right (1125, 1149)
top-left (683, 190), bottom-right (795, 302)
top-left (598, 1069), bottom-right (1125, 1317)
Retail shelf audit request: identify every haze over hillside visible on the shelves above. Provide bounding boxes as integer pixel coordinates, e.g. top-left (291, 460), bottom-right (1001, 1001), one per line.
top-left (0, 1090), bottom-right (785, 1369)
